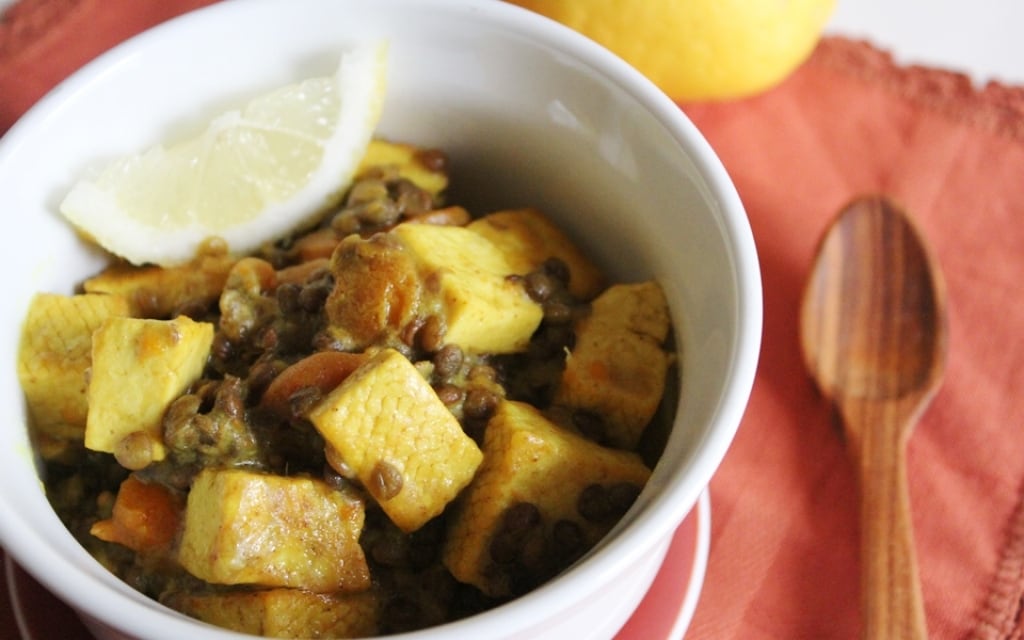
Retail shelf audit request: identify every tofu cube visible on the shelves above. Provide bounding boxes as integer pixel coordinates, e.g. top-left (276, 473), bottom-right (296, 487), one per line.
top-left (468, 207), bottom-right (606, 301)
top-left (357, 139), bottom-right (448, 196)
top-left (17, 293), bottom-right (134, 440)
top-left (171, 588), bottom-right (378, 639)
top-left (443, 400), bottom-right (651, 597)
top-left (178, 469), bottom-right (370, 592)
top-left (84, 315), bottom-right (213, 463)
top-left (307, 348), bottom-right (483, 533)
top-left (555, 281), bottom-right (673, 449)
top-left (83, 250), bottom-right (235, 319)
top-left (392, 223), bottom-right (543, 354)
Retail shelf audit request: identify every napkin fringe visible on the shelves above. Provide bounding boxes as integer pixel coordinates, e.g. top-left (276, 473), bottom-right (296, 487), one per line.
top-left (969, 482), bottom-right (1024, 640)
top-left (813, 37), bottom-right (1024, 142)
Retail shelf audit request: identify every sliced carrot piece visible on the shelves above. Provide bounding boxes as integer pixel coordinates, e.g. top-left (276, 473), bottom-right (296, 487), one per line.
top-left (260, 351), bottom-right (369, 419)
top-left (91, 474), bottom-right (182, 554)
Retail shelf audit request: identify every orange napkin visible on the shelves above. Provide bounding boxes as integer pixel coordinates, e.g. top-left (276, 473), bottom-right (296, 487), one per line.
top-left (0, 0), bottom-right (218, 133)
top-left (4, 3), bottom-right (1024, 639)
top-left (682, 38), bottom-right (1024, 639)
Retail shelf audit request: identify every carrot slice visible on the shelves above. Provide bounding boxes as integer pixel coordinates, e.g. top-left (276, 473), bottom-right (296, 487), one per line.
top-left (91, 474), bottom-right (182, 554)
top-left (260, 351), bottom-right (369, 419)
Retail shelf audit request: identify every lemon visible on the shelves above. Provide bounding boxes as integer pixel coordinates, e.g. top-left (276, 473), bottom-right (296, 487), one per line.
top-left (60, 42), bottom-right (388, 267)
top-left (506, 0), bottom-right (835, 101)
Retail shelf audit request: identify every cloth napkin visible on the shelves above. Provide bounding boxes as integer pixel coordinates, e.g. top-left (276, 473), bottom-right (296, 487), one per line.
top-left (4, 3), bottom-right (1024, 640)
top-left (681, 38), bottom-right (1024, 640)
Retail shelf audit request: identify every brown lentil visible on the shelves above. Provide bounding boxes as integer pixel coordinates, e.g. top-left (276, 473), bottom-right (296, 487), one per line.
top-left (467, 364), bottom-right (497, 383)
top-left (245, 358), bottom-right (286, 399)
top-left (542, 299), bottom-right (573, 324)
top-left (607, 482), bottom-right (642, 514)
top-left (298, 280), bottom-right (332, 313)
top-left (488, 530), bottom-right (521, 565)
top-left (347, 179), bottom-right (389, 205)
top-left (525, 270), bottom-right (556, 302)
top-left (394, 180), bottom-right (433, 216)
top-left (432, 344), bottom-right (464, 379)
top-left (577, 484), bottom-right (614, 523)
top-left (369, 459), bottom-right (404, 501)
top-left (416, 315), bottom-right (445, 353)
top-left (113, 431), bottom-right (159, 471)
top-left (518, 531), bottom-right (547, 572)
top-left (214, 377), bottom-right (247, 419)
top-left (502, 501), bottom-right (541, 533)
top-left (357, 198), bottom-right (401, 226)
top-left (330, 210), bottom-right (362, 236)
top-left (542, 257), bottom-right (571, 285)
top-left (400, 316), bottom-right (425, 347)
top-left (552, 519), bottom-right (585, 555)
top-left (275, 282), bottom-right (303, 314)
top-left (210, 332), bottom-right (234, 362)
top-left (414, 148), bottom-right (448, 172)
top-left (434, 383), bottom-right (464, 406)
top-left (463, 387), bottom-right (500, 420)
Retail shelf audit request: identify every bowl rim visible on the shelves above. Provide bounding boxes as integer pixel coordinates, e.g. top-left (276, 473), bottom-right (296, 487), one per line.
top-left (0, 0), bottom-right (762, 637)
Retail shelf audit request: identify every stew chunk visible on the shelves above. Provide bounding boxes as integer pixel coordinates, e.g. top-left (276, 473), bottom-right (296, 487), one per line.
top-left (392, 223), bottom-right (544, 354)
top-left (467, 207), bottom-right (606, 301)
top-left (443, 400), bottom-right (651, 597)
top-left (84, 315), bottom-right (213, 466)
top-left (308, 348), bottom-right (483, 533)
top-left (555, 281), bottom-right (673, 449)
top-left (325, 224), bottom-right (544, 355)
top-left (171, 588), bottom-right (379, 639)
top-left (178, 469), bottom-right (370, 593)
top-left (17, 292), bottom-right (135, 442)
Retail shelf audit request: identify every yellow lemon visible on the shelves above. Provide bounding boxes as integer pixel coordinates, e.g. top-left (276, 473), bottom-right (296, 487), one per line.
top-left (506, 0), bottom-right (835, 101)
top-left (60, 42), bottom-right (388, 267)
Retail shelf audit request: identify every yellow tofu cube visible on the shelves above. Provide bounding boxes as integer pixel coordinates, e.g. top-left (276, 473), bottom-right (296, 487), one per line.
top-left (171, 588), bottom-right (378, 639)
top-left (468, 207), bottom-right (606, 301)
top-left (358, 139), bottom-right (448, 195)
top-left (17, 293), bottom-right (134, 440)
top-left (83, 250), bottom-right (234, 319)
top-left (178, 469), bottom-right (370, 592)
top-left (443, 400), bottom-right (651, 597)
top-left (392, 223), bottom-right (543, 354)
top-left (307, 348), bottom-right (483, 533)
top-left (555, 281), bottom-right (673, 449)
top-left (84, 315), bottom-right (213, 463)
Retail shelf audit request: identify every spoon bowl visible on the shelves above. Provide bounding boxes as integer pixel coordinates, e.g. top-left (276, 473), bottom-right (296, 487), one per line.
top-left (800, 194), bottom-right (948, 639)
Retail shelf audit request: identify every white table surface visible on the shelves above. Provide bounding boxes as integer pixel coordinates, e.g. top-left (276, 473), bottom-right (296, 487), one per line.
top-left (826, 0), bottom-right (1024, 85)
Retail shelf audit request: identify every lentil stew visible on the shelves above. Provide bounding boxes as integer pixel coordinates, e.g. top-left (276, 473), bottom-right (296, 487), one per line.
top-left (17, 140), bottom-right (676, 637)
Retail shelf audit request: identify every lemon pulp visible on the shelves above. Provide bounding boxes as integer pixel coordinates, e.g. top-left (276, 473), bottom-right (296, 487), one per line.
top-left (60, 41), bottom-right (388, 267)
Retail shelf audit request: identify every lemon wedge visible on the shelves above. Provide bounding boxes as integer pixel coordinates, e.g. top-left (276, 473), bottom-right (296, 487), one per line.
top-left (60, 41), bottom-right (388, 267)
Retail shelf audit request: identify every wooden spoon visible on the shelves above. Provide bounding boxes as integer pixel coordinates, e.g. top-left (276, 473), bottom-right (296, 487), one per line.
top-left (799, 195), bottom-right (948, 639)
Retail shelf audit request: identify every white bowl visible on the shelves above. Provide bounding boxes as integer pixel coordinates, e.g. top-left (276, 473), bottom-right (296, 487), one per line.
top-left (0, 0), bottom-right (761, 638)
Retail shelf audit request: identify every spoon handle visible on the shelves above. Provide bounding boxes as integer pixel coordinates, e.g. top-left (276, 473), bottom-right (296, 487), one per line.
top-left (844, 400), bottom-right (928, 640)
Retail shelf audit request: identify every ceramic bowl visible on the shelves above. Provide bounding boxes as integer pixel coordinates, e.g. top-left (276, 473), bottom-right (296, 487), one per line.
top-left (0, 0), bottom-right (761, 638)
